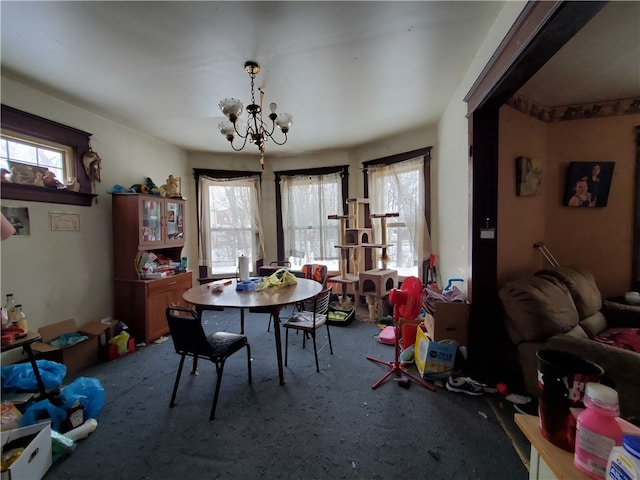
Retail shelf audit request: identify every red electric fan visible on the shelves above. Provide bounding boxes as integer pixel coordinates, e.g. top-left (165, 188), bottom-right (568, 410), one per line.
top-left (366, 276), bottom-right (436, 391)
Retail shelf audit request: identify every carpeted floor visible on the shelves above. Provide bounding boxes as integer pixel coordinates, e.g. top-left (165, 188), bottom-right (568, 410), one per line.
top-left (44, 307), bottom-right (529, 480)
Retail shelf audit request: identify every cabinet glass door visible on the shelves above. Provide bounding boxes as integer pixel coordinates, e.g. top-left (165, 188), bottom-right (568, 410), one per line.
top-left (140, 198), bottom-right (163, 245)
top-left (165, 200), bottom-right (185, 244)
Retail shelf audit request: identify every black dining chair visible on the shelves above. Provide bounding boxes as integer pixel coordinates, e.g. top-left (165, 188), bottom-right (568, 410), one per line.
top-left (165, 306), bottom-right (252, 420)
top-left (283, 286), bottom-right (333, 372)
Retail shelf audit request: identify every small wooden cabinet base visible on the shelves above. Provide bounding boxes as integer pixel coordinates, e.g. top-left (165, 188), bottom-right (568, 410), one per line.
top-left (114, 271), bottom-right (192, 344)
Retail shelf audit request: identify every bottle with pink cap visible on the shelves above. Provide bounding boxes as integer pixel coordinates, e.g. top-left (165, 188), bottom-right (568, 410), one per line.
top-left (574, 382), bottom-right (624, 479)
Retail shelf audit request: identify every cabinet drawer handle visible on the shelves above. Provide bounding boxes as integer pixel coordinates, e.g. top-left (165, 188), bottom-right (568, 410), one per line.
top-left (167, 281), bottom-right (177, 285)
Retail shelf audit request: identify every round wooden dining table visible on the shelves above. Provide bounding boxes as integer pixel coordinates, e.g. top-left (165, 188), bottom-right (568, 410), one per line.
top-left (183, 278), bottom-right (322, 385)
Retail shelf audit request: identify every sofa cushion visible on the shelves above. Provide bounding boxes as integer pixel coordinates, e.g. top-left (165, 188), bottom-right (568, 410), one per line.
top-left (536, 267), bottom-right (602, 319)
top-left (499, 274), bottom-right (579, 345)
top-left (580, 312), bottom-right (608, 338)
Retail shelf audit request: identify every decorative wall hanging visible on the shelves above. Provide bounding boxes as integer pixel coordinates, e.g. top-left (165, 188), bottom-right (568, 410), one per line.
top-left (49, 212), bottom-right (81, 231)
top-left (0, 206), bottom-right (30, 236)
top-left (515, 156), bottom-right (542, 196)
top-left (563, 161), bottom-right (615, 207)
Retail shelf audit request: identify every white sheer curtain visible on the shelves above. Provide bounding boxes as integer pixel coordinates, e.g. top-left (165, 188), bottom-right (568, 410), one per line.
top-left (198, 174), bottom-right (264, 276)
top-left (280, 172), bottom-right (341, 270)
top-left (367, 157), bottom-right (430, 277)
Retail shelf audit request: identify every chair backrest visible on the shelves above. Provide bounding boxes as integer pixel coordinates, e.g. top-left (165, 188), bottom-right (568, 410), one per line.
top-left (302, 263), bottom-right (328, 287)
top-left (166, 306), bottom-right (213, 357)
top-left (303, 286), bottom-right (332, 320)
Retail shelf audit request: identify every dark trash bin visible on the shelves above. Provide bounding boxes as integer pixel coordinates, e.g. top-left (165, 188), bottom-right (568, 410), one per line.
top-left (536, 349), bottom-right (604, 452)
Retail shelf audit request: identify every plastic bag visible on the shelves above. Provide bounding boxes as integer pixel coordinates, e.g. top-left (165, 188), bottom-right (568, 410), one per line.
top-left (59, 377), bottom-right (105, 419)
top-left (257, 268), bottom-right (298, 292)
top-left (1, 360), bottom-right (66, 392)
top-left (108, 331), bottom-right (130, 355)
top-left (19, 399), bottom-right (67, 431)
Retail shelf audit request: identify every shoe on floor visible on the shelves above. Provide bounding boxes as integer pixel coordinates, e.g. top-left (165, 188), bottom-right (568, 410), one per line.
top-left (446, 376), bottom-right (485, 396)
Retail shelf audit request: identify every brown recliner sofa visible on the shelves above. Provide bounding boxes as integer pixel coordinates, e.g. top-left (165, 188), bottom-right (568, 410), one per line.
top-left (499, 266), bottom-right (640, 421)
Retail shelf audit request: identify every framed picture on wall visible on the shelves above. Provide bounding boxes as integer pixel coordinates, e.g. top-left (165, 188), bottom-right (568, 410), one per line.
top-left (515, 156), bottom-right (542, 196)
top-left (563, 161), bottom-right (615, 207)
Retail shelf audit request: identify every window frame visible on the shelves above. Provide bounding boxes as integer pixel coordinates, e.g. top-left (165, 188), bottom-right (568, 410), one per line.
top-left (362, 147), bottom-right (432, 274)
top-left (194, 168), bottom-right (264, 276)
top-left (0, 105), bottom-right (96, 206)
top-left (274, 165), bottom-right (349, 264)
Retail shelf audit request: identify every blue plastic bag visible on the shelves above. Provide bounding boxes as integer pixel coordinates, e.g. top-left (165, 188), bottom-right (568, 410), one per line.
top-left (59, 377), bottom-right (105, 419)
top-left (20, 399), bottom-right (67, 431)
top-left (1, 360), bottom-right (66, 392)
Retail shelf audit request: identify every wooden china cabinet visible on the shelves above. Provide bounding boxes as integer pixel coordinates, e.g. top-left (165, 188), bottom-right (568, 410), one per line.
top-left (112, 193), bottom-right (192, 344)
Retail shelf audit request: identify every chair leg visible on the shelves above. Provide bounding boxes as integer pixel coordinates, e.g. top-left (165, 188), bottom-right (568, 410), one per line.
top-left (210, 360), bottom-right (226, 421)
top-left (267, 313), bottom-right (272, 332)
top-left (326, 324), bottom-right (334, 355)
top-left (170, 355), bottom-right (186, 408)
top-left (284, 327), bottom-right (289, 366)
top-left (311, 331), bottom-right (320, 373)
top-left (246, 343), bottom-right (253, 384)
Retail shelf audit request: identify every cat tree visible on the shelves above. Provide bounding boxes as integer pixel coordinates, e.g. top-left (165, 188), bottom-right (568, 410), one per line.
top-left (328, 198), bottom-right (398, 321)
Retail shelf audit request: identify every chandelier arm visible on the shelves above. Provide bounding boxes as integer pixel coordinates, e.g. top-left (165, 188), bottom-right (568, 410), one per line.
top-left (232, 121), bottom-right (249, 140)
top-left (267, 132), bottom-right (288, 146)
top-left (229, 134), bottom-right (250, 152)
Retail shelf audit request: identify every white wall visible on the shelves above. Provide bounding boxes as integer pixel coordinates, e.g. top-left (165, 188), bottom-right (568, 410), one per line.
top-left (1, 75), bottom-right (189, 362)
top-left (436, 1), bottom-right (526, 293)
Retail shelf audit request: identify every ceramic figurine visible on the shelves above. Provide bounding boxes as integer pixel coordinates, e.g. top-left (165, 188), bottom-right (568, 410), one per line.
top-left (33, 172), bottom-right (45, 187)
top-left (159, 175), bottom-right (181, 197)
top-left (43, 171), bottom-right (64, 189)
top-left (66, 176), bottom-right (80, 192)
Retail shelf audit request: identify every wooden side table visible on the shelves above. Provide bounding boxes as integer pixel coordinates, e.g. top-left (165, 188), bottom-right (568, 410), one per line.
top-left (1, 332), bottom-right (48, 399)
top-left (515, 413), bottom-right (591, 480)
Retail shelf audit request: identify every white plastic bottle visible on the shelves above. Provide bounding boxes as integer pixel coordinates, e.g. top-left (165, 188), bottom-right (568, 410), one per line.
top-left (606, 435), bottom-right (640, 480)
top-left (64, 418), bottom-right (98, 441)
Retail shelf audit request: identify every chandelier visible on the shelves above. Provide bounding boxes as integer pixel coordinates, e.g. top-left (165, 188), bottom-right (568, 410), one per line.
top-left (218, 61), bottom-right (293, 168)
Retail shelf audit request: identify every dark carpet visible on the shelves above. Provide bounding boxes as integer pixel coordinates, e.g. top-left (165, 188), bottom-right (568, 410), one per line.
top-left (44, 308), bottom-right (528, 480)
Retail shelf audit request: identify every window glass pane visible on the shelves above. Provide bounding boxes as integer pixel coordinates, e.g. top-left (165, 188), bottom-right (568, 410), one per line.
top-left (1, 135), bottom-right (70, 185)
top-left (281, 173), bottom-right (341, 271)
top-left (8, 141), bottom-right (36, 163)
top-left (368, 158), bottom-right (425, 278)
top-left (208, 182), bottom-right (259, 275)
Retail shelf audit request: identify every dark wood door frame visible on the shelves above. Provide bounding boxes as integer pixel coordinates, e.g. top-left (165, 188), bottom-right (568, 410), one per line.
top-left (463, 1), bottom-right (607, 381)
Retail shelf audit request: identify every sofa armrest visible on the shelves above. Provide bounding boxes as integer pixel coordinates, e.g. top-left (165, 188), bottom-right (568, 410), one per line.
top-left (602, 299), bottom-right (640, 328)
top-left (546, 333), bottom-right (640, 420)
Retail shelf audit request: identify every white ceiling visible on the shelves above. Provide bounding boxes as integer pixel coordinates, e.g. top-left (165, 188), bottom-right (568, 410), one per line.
top-left (1, 2), bottom-right (638, 157)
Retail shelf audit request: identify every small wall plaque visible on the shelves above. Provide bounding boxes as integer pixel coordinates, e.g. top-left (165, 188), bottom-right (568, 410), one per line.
top-left (49, 212), bottom-right (80, 231)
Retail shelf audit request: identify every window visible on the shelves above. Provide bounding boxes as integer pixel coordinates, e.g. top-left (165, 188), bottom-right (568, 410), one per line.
top-left (364, 148), bottom-right (432, 278)
top-left (0, 105), bottom-right (96, 206)
top-left (277, 167), bottom-right (346, 271)
top-left (275, 166), bottom-right (348, 271)
top-left (196, 170), bottom-right (264, 277)
top-left (1, 131), bottom-right (73, 186)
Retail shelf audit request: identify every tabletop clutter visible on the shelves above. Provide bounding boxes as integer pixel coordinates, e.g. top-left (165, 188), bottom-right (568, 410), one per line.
top-left (534, 349), bottom-right (640, 479)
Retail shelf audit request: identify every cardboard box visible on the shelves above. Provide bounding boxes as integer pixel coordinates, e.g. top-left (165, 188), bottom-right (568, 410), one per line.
top-left (424, 302), bottom-right (470, 345)
top-left (1, 421), bottom-right (52, 480)
top-left (31, 319), bottom-right (107, 374)
top-left (414, 325), bottom-right (457, 380)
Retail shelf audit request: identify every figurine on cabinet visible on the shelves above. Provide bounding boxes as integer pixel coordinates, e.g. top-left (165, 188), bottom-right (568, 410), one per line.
top-left (159, 175), bottom-right (181, 198)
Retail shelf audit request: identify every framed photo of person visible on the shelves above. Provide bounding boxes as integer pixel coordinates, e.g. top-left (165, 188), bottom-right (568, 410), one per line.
top-left (563, 161), bottom-right (615, 207)
top-left (515, 156), bottom-right (542, 196)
